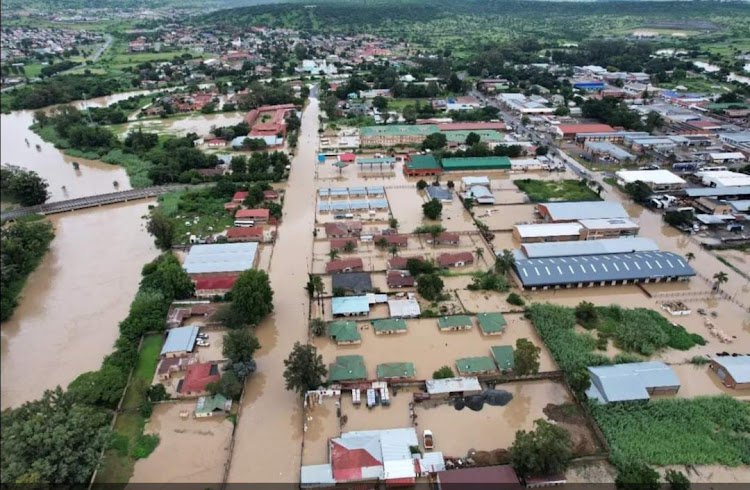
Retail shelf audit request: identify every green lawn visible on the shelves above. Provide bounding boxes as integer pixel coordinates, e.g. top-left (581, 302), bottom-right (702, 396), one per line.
top-left (160, 189), bottom-right (236, 244)
top-left (94, 333), bottom-right (162, 484)
top-left (387, 98), bottom-right (429, 111)
top-left (514, 178), bottom-right (601, 202)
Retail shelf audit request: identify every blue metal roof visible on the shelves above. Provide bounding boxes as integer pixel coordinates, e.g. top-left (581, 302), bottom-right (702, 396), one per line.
top-left (521, 237), bottom-right (658, 259)
top-left (160, 325), bottom-right (199, 356)
top-left (586, 361), bottom-right (680, 403)
top-left (425, 186), bottom-right (453, 201)
top-left (369, 199), bottom-right (388, 209)
top-left (331, 201), bottom-right (350, 211)
top-left (350, 199), bottom-right (369, 210)
top-left (317, 201), bottom-right (331, 212)
top-left (713, 355), bottom-right (750, 383)
top-left (367, 186), bottom-right (385, 195)
top-left (331, 296), bottom-right (370, 315)
top-left (349, 186), bottom-right (367, 195)
top-left (513, 251), bottom-right (695, 287)
top-left (330, 187), bottom-right (349, 196)
top-left (318, 188), bottom-right (330, 196)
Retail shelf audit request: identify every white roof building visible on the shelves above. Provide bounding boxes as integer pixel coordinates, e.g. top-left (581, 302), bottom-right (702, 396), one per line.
top-left (697, 170), bottom-right (750, 188)
top-left (514, 222), bottom-right (583, 240)
top-left (425, 376), bottom-right (482, 395)
top-left (615, 169), bottom-right (686, 186)
top-left (182, 243), bottom-right (258, 274)
top-left (708, 152), bottom-right (747, 162)
top-left (387, 298), bottom-right (421, 318)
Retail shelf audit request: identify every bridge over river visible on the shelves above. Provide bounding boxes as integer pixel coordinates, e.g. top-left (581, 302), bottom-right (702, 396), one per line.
top-left (0, 184), bottom-right (191, 221)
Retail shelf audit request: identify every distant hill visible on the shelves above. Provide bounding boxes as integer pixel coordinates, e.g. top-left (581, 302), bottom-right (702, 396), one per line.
top-left (0, 0), bottom-right (281, 11)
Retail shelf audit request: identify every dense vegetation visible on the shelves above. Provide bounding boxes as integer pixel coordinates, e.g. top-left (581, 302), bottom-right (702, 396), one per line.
top-left (0, 216), bottom-right (55, 322)
top-left (0, 165), bottom-right (50, 206)
top-left (591, 396), bottom-right (750, 467)
top-left (514, 179), bottom-right (600, 203)
top-left (4, 73), bottom-right (130, 111)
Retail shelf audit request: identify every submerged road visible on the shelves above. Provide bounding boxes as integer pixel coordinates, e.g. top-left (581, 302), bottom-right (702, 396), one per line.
top-left (226, 94), bottom-right (320, 484)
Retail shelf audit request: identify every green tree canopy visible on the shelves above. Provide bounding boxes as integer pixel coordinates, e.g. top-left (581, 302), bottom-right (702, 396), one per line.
top-left (510, 418), bottom-right (572, 479)
top-left (0, 165), bottom-right (50, 206)
top-left (283, 342), bottom-right (327, 395)
top-left (67, 364), bottom-right (128, 408)
top-left (422, 198), bottom-right (443, 220)
top-left (416, 273), bottom-right (444, 301)
top-left (515, 338), bottom-right (541, 375)
top-left (227, 269), bottom-right (274, 327)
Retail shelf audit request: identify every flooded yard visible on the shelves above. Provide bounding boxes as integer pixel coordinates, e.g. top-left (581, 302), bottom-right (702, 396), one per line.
top-left (0, 201), bottom-right (158, 409)
top-left (312, 315), bottom-right (556, 379)
top-left (119, 112), bottom-right (245, 137)
top-left (129, 401), bottom-right (233, 485)
top-left (415, 380), bottom-right (572, 458)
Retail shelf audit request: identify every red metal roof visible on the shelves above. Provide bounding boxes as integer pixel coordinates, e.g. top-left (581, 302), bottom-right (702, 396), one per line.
top-left (326, 257), bottom-right (364, 273)
top-left (232, 191), bottom-right (249, 202)
top-left (557, 123), bottom-right (615, 135)
top-left (235, 208), bottom-right (270, 219)
top-left (436, 121), bottom-right (506, 131)
top-left (263, 189), bottom-right (279, 199)
top-left (438, 252), bottom-right (474, 267)
top-left (330, 439), bottom-right (382, 482)
top-left (387, 271), bottom-right (414, 287)
top-left (194, 275), bottom-right (237, 291)
top-left (180, 362), bottom-right (220, 393)
top-left (437, 465), bottom-right (521, 489)
top-left (387, 255), bottom-right (424, 270)
top-left (226, 226), bottom-right (263, 238)
top-left (377, 234), bottom-right (408, 246)
top-left (330, 238), bottom-right (358, 250)
top-left (339, 152), bottom-right (356, 162)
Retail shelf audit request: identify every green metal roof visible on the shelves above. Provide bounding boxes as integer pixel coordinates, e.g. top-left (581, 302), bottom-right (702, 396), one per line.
top-left (357, 157), bottom-right (396, 164)
top-left (195, 394), bottom-right (229, 414)
top-left (442, 130), bottom-right (503, 142)
top-left (437, 315), bottom-right (473, 330)
top-left (360, 124), bottom-right (437, 136)
top-left (371, 318), bottom-right (407, 333)
top-left (490, 345), bottom-right (515, 370)
top-left (327, 320), bottom-right (361, 343)
top-left (376, 362), bottom-right (416, 379)
top-left (406, 154), bottom-right (441, 170)
top-left (329, 355), bottom-right (366, 381)
top-left (477, 312), bottom-right (507, 334)
top-left (456, 356), bottom-right (497, 375)
top-left (441, 156), bottom-right (511, 170)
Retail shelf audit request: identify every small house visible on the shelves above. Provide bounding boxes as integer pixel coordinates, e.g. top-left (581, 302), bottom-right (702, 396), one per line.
top-left (331, 296), bottom-right (370, 317)
top-left (477, 312), bottom-right (506, 336)
top-left (437, 315), bottom-right (472, 331)
top-left (709, 355), bottom-right (750, 389)
top-left (177, 362), bottom-right (221, 397)
top-left (387, 255), bottom-right (424, 270)
top-left (195, 393), bottom-right (232, 417)
top-left (427, 232), bottom-right (460, 246)
top-left (438, 252), bottom-right (474, 268)
top-left (387, 270), bottom-right (415, 288)
top-left (376, 234), bottom-right (408, 247)
top-left (371, 318), bottom-right (407, 335)
top-left (327, 320), bottom-right (362, 345)
top-left (376, 362), bottom-right (416, 380)
top-left (160, 325), bottom-right (199, 358)
top-left (328, 355), bottom-right (366, 382)
top-left (456, 356), bottom-right (497, 375)
top-left (235, 208), bottom-right (270, 223)
top-left (490, 345), bottom-right (515, 374)
top-left (326, 257), bottom-right (364, 274)
top-left (332, 272), bottom-right (372, 294)
top-left (330, 238), bottom-right (358, 252)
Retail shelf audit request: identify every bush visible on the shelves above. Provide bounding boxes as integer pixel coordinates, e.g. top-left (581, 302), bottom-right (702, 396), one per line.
top-left (506, 293), bottom-right (525, 306)
top-left (110, 433), bottom-right (129, 457)
top-left (690, 355), bottom-right (709, 365)
top-left (467, 270), bottom-right (509, 292)
top-left (433, 366), bottom-right (454, 379)
top-left (416, 273), bottom-right (444, 301)
top-left (131, 434), bottom-right (160, 460)
top-left (139, 401), bottom-right (153, 418)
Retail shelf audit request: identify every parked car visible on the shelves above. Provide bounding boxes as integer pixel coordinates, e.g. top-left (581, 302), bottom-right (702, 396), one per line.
top-left (197, 333), bottom-right (209, 340)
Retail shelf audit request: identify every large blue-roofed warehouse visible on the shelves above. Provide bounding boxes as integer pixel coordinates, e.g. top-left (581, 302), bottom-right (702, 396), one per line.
top-left (510, 244), bottom-right (695, 289)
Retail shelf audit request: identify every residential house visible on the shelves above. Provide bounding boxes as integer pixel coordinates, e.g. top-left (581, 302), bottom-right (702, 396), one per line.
top-left (426, 232), bottom-right (460, 246)
top-left (437, 252), bottom-right (474, 268)
top-left (387, 270), bottom-right (415, 288)
top-left (709, 355), bottom-right (750, 389)
top-left (193, 274), bottom-right (238, 298)
top-left (235, 208), bottom-right (270, 223)
top-left (195, 393), bottom-right (232, 417)
top-left (177, 362), bottom-right (221, 397)
top-left (326, 258), bottom-right (364, 274)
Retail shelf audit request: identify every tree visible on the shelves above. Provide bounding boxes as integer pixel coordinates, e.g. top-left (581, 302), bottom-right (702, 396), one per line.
top-left (343, 240), bottom-right (356, 253)
top-left (535, 145), bottom-right (549, 156)
top-left (207, 371), bottom-right (243, 399)
top-left (465, 132), bottom-right (481, 146)
top-left (312, 274), bottom-right (325, 306)
top-left (228, 269), bottom-right (274, 327)
top-left (421, 132), bottom-right (447, 151)
top-left (422, 198), bottom-right (443, 219)
top-left (310, 318), bottom-right (326, 337)
top-left (665, 469), bottom-right (691, 490)
top-left (406, 258), bottom-right (435, 276)
top-left (328, 249), bottom-right (340, 261)
top-left (223, 329), bottom-right (260, 364)
top-left (615, 462), bottom-right (660, 490)
top-left (568, 368), bottom-right (591, 395)
top-left (402, 104), bottom-right (417, 124)
top-left (447, 73), bottom-right (463, 93)
top-left (494, 249), bottom-right (515, 275)
top-left (446, 180), bottom-right (455, 190)
top-left (510, 418), bottom-right (572, 479)
top-left (389, 218), bottom-right (399, 229)
top-left (432, 365), bottom-right (454, 379)
top-left (0, 166), bottom-right (50, 206)
top-left (146, 209), bottom-right (175, 250)
top-left (146, 384), bottom-right (169, 402)
top-left (685, 252), bottom-right (695, 263)
top-left (376, 236), bottom-right (389, 249)
top-left (372, 95), bottom-right (388, 111)
top-left (283, 342), bottom-right (327, 395)
top-left (416, 179), bottom-right (428, 190)
top-left (389, 245), bottom-right (399, 257)
top-left (712, 271), bottom-right (728, 292)
top-left (574, 301), bottom-right (598, 326)
top-left (515, 338), bottom-right (541, 375)
top-left (417, 273), bottom-right (444, 301)
top-left (475, 247), bottom-right (484, 260)
top-left (506, 292), bottom-right (525, 306)
top-left (624, 180), bottom-right (652, 204)
top-left (67, 364), bottom-right (128, 408)
top-left (0, 388), bottom-right (110, 484)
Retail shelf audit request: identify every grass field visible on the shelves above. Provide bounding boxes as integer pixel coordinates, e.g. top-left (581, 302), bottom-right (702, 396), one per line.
top-left (514, 178), bottom-right (601, 202)
top-left (386, 98), bottom-right (430, 111)
top-left (95, 333), bottom-right (162, 484)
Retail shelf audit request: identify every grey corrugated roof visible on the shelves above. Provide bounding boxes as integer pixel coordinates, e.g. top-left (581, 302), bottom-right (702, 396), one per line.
top-left (685, 186), bottom-right (750, 198)
top-left (160, 325), bottom-right (199, 356)
top-left (586, 361), bottom-right (680, 403)
top-left (513, 251), bottom-right (695, 287)
top-left (425, 186), bottom-right (453, 201)
top-left (183, 243), bottom-right (258, 274)
top-left (521, 237), bottom-right (658, 259)
top-left (300, 464), bottom-right (335, 486)
top-left (425, 377), bottom-right (481, 394)
top-left (542, 201), bottom-right (628, 221)
top-left (332, 272), bottom-right (372, 293)
top-left (713, 355), bottom-right (750, 383)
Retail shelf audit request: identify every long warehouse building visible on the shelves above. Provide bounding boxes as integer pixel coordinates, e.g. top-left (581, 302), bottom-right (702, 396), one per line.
top-left (512, 250), bottom-right (695, 289)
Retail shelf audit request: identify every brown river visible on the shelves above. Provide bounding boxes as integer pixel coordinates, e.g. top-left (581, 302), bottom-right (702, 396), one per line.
top-left (0, 92), bottom-right (160, 409)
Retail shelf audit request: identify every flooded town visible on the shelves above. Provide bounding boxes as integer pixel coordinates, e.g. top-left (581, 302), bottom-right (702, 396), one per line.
top-left (1, 1), bottom-right (750, 488)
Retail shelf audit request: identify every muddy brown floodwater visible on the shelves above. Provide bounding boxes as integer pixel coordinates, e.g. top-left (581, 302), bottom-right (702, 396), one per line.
top-left (0, 92), bottom-right (156, 202)
top-left (225, 97), bottom-right (320, 484)
top-left (0, 201), bottom-right (158, 409)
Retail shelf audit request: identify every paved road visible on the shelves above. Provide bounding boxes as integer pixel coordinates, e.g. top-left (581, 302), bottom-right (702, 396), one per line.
top-left (0, 184), bottom-right (190, 221)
